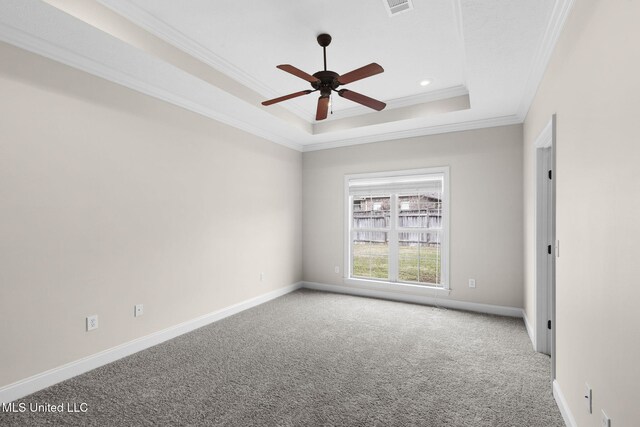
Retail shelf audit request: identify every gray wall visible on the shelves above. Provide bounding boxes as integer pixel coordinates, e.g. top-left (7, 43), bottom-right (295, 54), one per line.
top-left (0, 43), bottom-right (302, 388)
top-left (523, 0), bottom-right (640, 424)
top-left (303, 125), bottom-right (524, 308)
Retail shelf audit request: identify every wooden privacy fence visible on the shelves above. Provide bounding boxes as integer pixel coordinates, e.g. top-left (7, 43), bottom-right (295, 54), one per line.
top-left (352, 209), bottom-right (442, 245)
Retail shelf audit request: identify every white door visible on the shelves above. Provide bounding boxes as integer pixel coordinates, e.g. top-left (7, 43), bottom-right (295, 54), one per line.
top-left (542, 146), bottom-right (553, 355)
top-left (534, 116), bottom-right (556, 371)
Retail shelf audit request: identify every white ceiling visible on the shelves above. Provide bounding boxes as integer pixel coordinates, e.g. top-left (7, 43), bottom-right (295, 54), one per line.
top-left (125, 0), bottom-right (468, 119)
top-left (0, 0), bottom-right (574, 151)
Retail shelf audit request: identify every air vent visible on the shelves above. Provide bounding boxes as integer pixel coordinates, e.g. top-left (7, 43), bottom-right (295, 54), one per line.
top-left (383, 0), bottom-right (413, 16)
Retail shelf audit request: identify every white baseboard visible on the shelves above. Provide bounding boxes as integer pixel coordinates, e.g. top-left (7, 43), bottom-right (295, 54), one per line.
top-left (553, 379), bottom-right (577, 427)
top-left (302, 281), bottom-right (523, 318)
top-left (522, 309), bottom-right (536, 350)
top-left (0, 282), bottom-right (303, 404)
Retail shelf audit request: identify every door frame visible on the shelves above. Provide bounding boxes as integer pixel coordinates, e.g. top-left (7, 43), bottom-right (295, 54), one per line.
top-left (534, 115), bottom-right (557, 378)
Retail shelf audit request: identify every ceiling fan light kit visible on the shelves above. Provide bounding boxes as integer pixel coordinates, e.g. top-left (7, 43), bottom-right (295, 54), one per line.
top-left (261, 34), bottom-right (386, 121)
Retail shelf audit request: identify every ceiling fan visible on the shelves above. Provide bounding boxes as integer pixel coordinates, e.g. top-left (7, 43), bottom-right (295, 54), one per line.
top-left (261, 33), bottom-right (386, 121)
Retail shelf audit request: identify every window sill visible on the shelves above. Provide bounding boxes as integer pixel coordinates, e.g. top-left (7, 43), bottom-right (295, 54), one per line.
top-left (343, 277), bottom-right (451, 295)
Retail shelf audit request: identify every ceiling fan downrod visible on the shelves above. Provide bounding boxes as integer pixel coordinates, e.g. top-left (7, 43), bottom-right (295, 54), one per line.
top-left (317, 33), bottom-right (332, 71)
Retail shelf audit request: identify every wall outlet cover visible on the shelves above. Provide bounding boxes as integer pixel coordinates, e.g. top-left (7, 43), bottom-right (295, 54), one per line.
top-left (86, 315), bottom-right (98, 331)
top-left (135, 304), bottom-right (144, 317)
top-left (468, 279), bottom-right (476, 288)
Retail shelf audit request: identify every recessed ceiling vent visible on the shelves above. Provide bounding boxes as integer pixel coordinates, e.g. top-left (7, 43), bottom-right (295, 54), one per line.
top-left (383, 0), bottom-right (413, 16)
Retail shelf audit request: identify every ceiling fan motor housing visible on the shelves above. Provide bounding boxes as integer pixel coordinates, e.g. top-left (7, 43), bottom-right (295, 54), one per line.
top-left (312, 70), bottom-right (340, 97)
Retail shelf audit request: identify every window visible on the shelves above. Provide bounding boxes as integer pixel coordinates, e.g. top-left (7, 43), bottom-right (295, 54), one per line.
top-left (345, 168), bottom-right (449, 289)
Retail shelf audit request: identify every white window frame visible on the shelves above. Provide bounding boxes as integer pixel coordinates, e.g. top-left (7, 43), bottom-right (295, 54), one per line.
top-left (343, 167), bottom-right (450, 293)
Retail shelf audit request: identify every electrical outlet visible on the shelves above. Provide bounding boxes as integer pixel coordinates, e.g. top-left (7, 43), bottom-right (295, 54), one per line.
top-left (134, 304), bottom-right (144, 317)
top-left (601, 410), bottom-right (611, 427)
top-left (86, 315), bottom-right (98, 331)
top-left (334, 266), bottom-right (340, 274)
top-left (260, 272), bottom-right (264, 282)
top-left (585, 383), bottom-right (592, 414)
top-left (468, 279), bottom-right (476, 288)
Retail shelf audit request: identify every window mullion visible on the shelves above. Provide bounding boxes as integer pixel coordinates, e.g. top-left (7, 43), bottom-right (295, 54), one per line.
top-left (348, 195), bottom-right (355, 278)
top-left (388, 194), bottom-right (399, 281)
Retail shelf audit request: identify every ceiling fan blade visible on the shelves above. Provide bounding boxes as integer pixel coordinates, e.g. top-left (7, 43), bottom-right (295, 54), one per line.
top-left (337, 63), bottom-right (384, 85)
top-left (338, 89), bottom-right (386, 111)
top-left (277, 64), bottom-right (320, 83)
top-left (262, 90), bottom-right (312, 106)
top-left (316, 96), bottom-right (329, 121)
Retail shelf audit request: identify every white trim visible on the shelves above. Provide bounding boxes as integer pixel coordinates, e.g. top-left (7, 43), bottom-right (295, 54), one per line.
top-left (324, 85), bottom-right (469, 122)
top-left (553, 379), bottom-right (577, 427)
top-left (550, 115), bottom-right (558, 380)
top-left (0, 282), bottom-right (303, 404)
top-left (517, 0), bottom-right (575, 120)
top-left (521, 309), bottom-right (536, 349)
top-left (344, 277), bottom-right (451, 295)
top-left (97, 0), bottom-right (574, 138)
top-left (3, 0), bottom-right (574, 153)
top-left (343, 176), bottom-right (352, 283)
top-left (302, 115), bottom-right (522, 152)
top-left (0, 10), bottom-right (516, 154)
top-left (388, 194), bottom-right (400, 281)
top-left (98, 0), bottom-right (467, 125)
top-left (534, 145), bottom-right (551, 354)
top-left (441, 168), bottom-right (450, 288)
top-left (534, 116), bottom-right (555, 356)
top-left (96, 0), bottom-right (311, 122)
top-left (1, 0), bottom-right (573, 153)
top-left (535, 119), bottom-right (554, 148)
top-left (0, 21), bottom-right (304, 153)
top-left (303, 281), bottom-right (523, 318)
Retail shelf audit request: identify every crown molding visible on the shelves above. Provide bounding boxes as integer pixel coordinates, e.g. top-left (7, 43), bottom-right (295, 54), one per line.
top-left (516, 0), bottom-right (575, 120)
top-left (322, 85), bottom-right (469, 122)
top-left (302, 114), bottom-right (522, 152)
top-left (95, 0), bottom-right (570, 142)
top-left (97, 1), bottom-right (474, 127)
top-left (96, 0), bottom-right (312, 122)
top-left (0, 6), bottom-right (515, 155)
top-left (2, 0), bottom-right (569, 154)
top-left (0, 20), bottom-right (304, 152)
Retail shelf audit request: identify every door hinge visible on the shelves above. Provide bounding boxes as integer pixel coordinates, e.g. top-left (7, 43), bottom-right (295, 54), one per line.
top-left (548, 170), bottom-right (553, 180)
top-left (547, 245), bottom-right (552, 255)
top-left (548, 320), bottom-right (552, 330)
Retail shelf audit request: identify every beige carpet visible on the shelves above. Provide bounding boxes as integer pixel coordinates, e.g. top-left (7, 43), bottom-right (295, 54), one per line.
top-left (0, 289), bottom-right (564, 426)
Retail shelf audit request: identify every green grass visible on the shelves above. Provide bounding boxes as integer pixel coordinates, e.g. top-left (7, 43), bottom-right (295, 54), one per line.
top-left (352, 243), bottom-right (441, 285)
